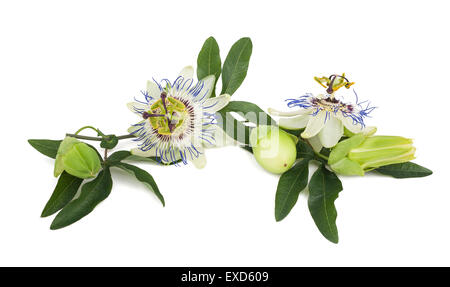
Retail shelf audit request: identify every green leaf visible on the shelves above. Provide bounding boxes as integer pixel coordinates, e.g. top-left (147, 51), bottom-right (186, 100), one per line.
top-left (275, 158), bottom-right (310, 221)
top-left (375, 162), bottom-right (432, 178)
top-left (127, 155), bottom-right (162, 163)
top-left (215, 100), bottom-right (273, 145)
top-left (50, 168), bottom-right (113, 230)
top-left (106, 150), bottom-right (180, 165)
top-left (216, 109), bottom-right (251, 145)
top-left (28, 139), bottom-right (62, 159)
top-left (28, 139), bottom-right (102, 161)
top-left (308, 164), bottom-right (343, 244)
top-left (221, 37), bottom-right (253, 96)
top-left (41, 171), bottom-right (83, 217)
top-left (113, 162), bottom-right (165, 206)
top-left (106, 150), bottom-right (156, 164)
top-left (106, 150), bottom-right (133, 163)
top-left (197, 36), bottom-right (221, 97)
top-left (100, 134), bottom-right (119, 149)
top-left (297, 138), bottom-right (314, 159)
top-left (219, 101), bottom-right (275, 126)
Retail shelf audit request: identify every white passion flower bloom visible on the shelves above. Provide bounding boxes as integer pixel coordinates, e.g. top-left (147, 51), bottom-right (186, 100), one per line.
top-left (127, 66), bottom-right (230, 168)
top-left (269, 75), bottom-right (375, 151)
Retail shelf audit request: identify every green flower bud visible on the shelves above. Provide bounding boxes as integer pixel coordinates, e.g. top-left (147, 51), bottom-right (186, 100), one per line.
top-left (329, 135), bottom-right (416, 176)
top-left (250, 125), bottom-right (297, 174)
top-left (54, 137), bottom-right (79, 177)
top-left (348, 136), bottom-right (416, 169)
top-left (54, 137), bottom-right (101, 179)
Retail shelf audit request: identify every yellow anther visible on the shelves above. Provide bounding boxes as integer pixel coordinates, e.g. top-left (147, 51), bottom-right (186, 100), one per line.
top-left (314, 76), bottom-right (330, 89)
top-left (314, 73), bottom-right (355, 93)
top-left (151, 100), bottom-right (164, 112)
top-left (167, 97), bottom-right (186, 111)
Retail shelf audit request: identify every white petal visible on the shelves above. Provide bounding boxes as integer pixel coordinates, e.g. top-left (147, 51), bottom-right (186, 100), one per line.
top-left (301, 111), bottom-right (326, 138)
top-left (199, 75), bottom-right (215, 100)
top-left (316, 94), bottom-right (326, 99)
top-left (191, 147), bottom-right (206, 169)
top-left (308, 135), bottom-right (323, 152)
top-left (127, 121), bottom-right (146, 134)
top-left (318, 115), bottom-right (344, 148)
top-left (278, 115), bottom-right (309, 130)
top-left (127, 102), bottom-right (148, 115)
top-left (268, 107), bottom-right (311, 117)
top-left (178, 66), bottom-right (194, 81)
top-left (147, 80), bottom-right (162, 99)
top-left (131, 148), bottom-right (156, 157)
top-left (340, 114), bottom-right (364, 134)
top-left (202, 94), bottom-right (231, 113)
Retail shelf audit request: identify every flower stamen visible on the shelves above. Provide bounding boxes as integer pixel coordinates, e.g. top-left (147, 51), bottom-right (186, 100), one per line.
top-left (128, 67), bottom-right (230, 167)
top-left (143, 94), bottom-right (189, 136)
top-left (315, 73), bottom-right (355, 95)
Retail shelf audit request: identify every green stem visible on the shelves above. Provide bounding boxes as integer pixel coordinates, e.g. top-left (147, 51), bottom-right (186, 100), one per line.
top-left (66, 133), bottom-right (134, 141)
top-left (304, 138), bottom-right (329, 161)
top-left (314, 151), bottom-right (329, 161)
top-left (74, 126), bottom-right (104, 136)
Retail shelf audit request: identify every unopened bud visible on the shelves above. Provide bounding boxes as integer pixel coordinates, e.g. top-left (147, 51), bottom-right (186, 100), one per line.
top-left (54, 137), bottom-right (101, 179)
top-left (329, 135), bottom-right (416, 176)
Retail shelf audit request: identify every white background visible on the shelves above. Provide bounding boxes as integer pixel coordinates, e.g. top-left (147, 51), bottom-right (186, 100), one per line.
top-left (0, 0), bottom-right (449, 266)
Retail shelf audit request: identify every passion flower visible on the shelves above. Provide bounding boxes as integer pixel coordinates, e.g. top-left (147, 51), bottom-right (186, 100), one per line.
top-left (250, 126), bottom-right (297, 174)
top-left (269, 74), bottom-right (376, 151)
top-left (127, 66), bottom-right (230, 168)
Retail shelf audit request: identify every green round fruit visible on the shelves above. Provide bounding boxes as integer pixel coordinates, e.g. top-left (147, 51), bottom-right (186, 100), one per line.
top-left (250, 126), bottom-right (297, 174)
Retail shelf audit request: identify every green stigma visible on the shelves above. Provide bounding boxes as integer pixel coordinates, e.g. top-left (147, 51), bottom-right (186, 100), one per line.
top-left (145, 94), bottom-right (188, 135)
